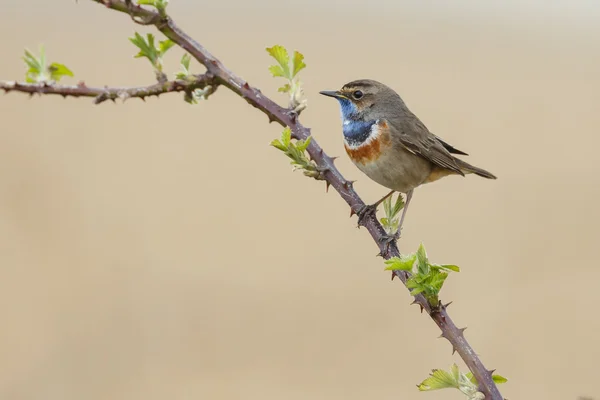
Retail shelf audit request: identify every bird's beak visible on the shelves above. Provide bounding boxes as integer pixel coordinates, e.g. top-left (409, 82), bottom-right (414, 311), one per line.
top-left (319, 90), bottom-right (345, 99)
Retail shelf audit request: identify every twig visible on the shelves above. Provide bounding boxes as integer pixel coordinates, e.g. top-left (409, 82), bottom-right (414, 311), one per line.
top-left (0, 73), bottom-right (217, 104)
top-left (2, 1), bottom-right (504, 398)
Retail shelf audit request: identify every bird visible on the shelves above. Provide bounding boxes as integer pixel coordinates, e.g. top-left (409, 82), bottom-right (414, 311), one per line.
top-left (320, 79), bottom-right (496, 240)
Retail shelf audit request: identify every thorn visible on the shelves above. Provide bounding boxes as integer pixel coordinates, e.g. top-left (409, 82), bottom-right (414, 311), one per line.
top-left (452, 347), bottom-right (457, 355)
top-left (140, 96), bottom-right (146, 102)
top-left (487, 369), bottom-right (496, 376)
top-left (438, 332), bottom-right (448, 339)
top-left (323, 154), bottom-right (338, 165)
top-left (242, 82), bottom-right (250, 90)
top-left (325, 181), bottom-right (330, 193)
top-left (390, 271), bottom-right (395, 280)
top-left (459, 327), bottom-right (467, 335)
top-left (319, 148), bottom-right (324, 156)
top-left (349, 208), bottom-right (356, 217)
top-left (268, 114), bottom-right (277, 124)
top-left (61, 94), bottom-right (67, 98)
top-left (77, 81), bottom-right (86, 88)
top-left (443, 301), bottom-right (453, 309)
top-left (343, 180), bottom-right (355, 190)
top-left (410, 299), bottom-right (424, 313)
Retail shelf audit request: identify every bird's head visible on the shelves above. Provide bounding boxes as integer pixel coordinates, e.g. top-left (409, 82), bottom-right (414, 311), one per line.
top-left (320, 79), bottom-right (401, 122)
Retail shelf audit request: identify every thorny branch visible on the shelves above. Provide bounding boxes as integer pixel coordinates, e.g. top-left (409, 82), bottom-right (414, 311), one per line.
top-left (1, 1), bottom-right (503, 398)
top-left (0, 74), bottom-right (217, 104)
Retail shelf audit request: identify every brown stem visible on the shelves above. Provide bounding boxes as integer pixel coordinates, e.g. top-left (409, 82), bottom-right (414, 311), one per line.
top-left (3, 1), bottom-right (504, 398)
top-left (0, 74), bottom-right (217, 104)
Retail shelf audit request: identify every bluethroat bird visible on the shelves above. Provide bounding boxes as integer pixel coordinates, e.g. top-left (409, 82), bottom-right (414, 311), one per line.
top-left (320, 79), bottom-right (496, 240)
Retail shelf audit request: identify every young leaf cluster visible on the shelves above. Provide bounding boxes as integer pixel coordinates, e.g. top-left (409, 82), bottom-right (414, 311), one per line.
top-left (129, 32), bottom-right (174, 80)
top-left (176, 54), bottom-right (214, 103)
top-left (138, 0), bottom-right (169, 15)
top-left (266, 45), bottom-right (307, 113)
top-left (271, 128), bottom-right (322, 180)
top-left (418, 363), bottom-right (507, 399)
top-left (380, 194), bottom-right (405, 235)
top-left (22, 46), bottom-right (74, 84)
top-left (129, 35), bottom-right (215, 103)
top-left (384, 244), bottom-right (459, 306)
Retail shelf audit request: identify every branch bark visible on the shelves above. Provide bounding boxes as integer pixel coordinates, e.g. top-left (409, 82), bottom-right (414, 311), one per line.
top-left (1, 1), bottom-right (504, 398)
top-left (0, 74), bottom-right (217, 104)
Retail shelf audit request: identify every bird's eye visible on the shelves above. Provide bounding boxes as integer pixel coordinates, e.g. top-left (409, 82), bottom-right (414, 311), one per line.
top-left (352, 90), bottom-right (364, 100)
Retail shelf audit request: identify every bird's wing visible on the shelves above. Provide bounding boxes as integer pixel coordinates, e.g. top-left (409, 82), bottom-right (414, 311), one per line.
top-left (432, 133), bottom-right (469, 156)
top-left (389, 117), bottom-right (465, 176)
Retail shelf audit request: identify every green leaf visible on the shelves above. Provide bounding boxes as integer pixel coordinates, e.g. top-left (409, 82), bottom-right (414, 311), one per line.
top-left (416, 243), bottom-right (429, 275)
top-left (391, 194), bottom-right (405, 216)
top-left (465, 372), bottom-right (478, 385)
top-left (159, 39), bottom-right (175, 56)
top-left (23, 49), bottom-right (43, 83)
top-left (418, 367), bottom-right (460, 391)
top-left (409, 287), bottom-right (425, 296)
top-left (130, 33), bottom-right (156, 60)
top-left (432, 263), bottom-right (461, 272)
top-left (48, 63), bottom-right (74, 82)
top-left (130, 32), bottom-right (159, 65)
top-left (138, 0), bottom-right (169, 12)
top-left (429, 270), bottom-right (448, 292)
top-left (266, 45), bottom-right (290, 78)
top-left (296, 136), bottom-right (311, 152)
top-left (270, 139), bottom-right (287, 151)
top-left (384, 254), bottom-right (416, 272)
top-left (277, 83), bottom-right (291, 93)
top-left (130, 33), bottom-right (173, 73)
top-left (23, 46), bottom-right (74, 83)
top-left (281, 127), bottom-right (292, 147)
top-left (180, 53), bottom-right (191, 70)
top-left (23, 49), bottom-right (42, 72)
top-left (176, 53), bottom-right (192, 79)
top-left (465, 372), bottom-right (508, 385)
top-left (382, 196), bottom-right (392, 218)
top-left (269, 65), bottom-right (286, 78)
top-left (291, 50), bottom-right (306, 77)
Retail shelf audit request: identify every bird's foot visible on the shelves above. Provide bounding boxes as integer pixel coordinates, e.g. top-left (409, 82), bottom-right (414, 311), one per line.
top-left (356, 203), bottom-right (378, 227)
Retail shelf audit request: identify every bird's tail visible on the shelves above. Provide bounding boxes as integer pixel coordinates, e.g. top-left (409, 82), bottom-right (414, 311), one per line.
top-left (454, 158), bottom-right (497, 179)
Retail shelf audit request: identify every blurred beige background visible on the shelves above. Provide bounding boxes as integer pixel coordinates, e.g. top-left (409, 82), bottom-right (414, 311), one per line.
top-left (1, 1), bottom-right (599, 399)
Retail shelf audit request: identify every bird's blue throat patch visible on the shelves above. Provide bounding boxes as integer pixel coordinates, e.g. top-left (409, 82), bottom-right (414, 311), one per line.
top-left (337, 98), bottom-right (376, 147)
top-left (338, 98), bottom-right (358, 119)
top-left (343, 119), bottom-right (376, 147)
